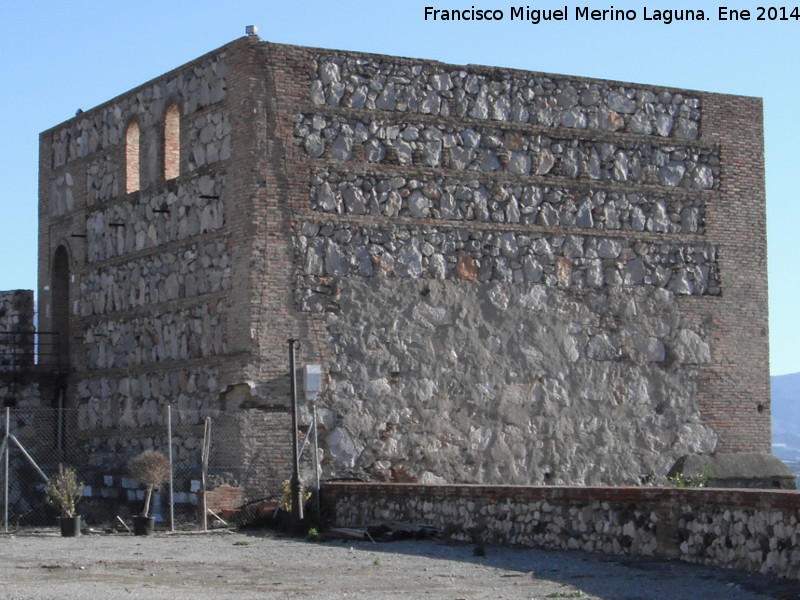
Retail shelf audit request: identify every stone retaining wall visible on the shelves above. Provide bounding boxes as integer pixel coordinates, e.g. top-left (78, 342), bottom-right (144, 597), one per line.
top-left (323, 482), bottom-right (800, 580)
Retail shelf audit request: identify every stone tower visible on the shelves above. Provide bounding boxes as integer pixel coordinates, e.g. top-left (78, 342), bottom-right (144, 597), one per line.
top-left (36, 35), bottom-right (778, 488)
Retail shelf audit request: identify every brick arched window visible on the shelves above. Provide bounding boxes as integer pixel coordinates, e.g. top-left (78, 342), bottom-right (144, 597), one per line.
top-left (164, 103), bottom-right (180, 180)
top-left (125, 121), bottom-right (140, 193)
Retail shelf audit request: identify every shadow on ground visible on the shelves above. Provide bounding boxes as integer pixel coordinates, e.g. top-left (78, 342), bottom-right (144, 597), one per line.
top-left (241, 529), bottom-right (799, 600)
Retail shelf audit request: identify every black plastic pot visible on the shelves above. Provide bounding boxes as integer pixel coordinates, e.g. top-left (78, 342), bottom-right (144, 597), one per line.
top-left (132, 515), bottom-right (155, 536)
top-left (58, 516), bottom-right (81, 537)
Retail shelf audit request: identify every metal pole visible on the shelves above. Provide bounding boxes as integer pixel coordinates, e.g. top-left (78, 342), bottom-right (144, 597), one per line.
top-left (201, 417), bottom-right (211, 532)
top-left (56, 388), bottom-right (64, 462)
top-left (167, 405), bottom-right (175, 532)
top-left (288, 339), bottom-right (304, 525)
top-left (3, 407), bottom-right (8, 533)
top-left (9, 436), bottom-right (49, 482)
top-left (312, 403), bottom-right (321, 522)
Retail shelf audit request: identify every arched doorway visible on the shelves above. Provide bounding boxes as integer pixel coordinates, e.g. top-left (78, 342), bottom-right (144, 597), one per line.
top-left (51, 245), bottom-right (70, 371)
top-left (51, 245), bottom-right (71, 455)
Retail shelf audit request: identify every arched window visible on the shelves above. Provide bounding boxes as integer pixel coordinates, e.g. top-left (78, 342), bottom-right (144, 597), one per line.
top-left (164, 103), bottom-right (180, 180)
top-left (125, 121), bottom-right (140, 193)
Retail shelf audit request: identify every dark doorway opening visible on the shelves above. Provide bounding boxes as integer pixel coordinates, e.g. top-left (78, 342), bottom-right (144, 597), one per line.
top-left (51, 245), bottom-right (70, 371)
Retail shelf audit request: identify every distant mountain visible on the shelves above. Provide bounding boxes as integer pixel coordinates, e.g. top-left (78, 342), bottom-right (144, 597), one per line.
top-left (772, 372), bottom-right (800, 480)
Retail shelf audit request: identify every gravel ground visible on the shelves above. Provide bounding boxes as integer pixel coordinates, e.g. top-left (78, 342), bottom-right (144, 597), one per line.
top-left (0, 529), bottom-right (797, 600)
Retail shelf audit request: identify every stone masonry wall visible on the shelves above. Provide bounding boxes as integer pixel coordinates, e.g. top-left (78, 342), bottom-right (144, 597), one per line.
top-left (296, 114), bottom-right (717, 189)
top-left (0, 290), bottom-right (35, 369)
top-left (296, 223), bottom-right (719, 298)
top-left (0, 292), bottom-right (49, 520)
top-left (266, 42), bottom-right (767, 487)
top-left (309, 170), bottom-right (706, 233)
top-left (39, 46), bottom-right (239, 415)
top-left (49, 53), bottom-right (227, 170)
top-left (79, 238), bottom-right (231, 315)
top-left (31, 37), bottom-right (770, 504)
top-left (311, 55), bottom-right (701, 139)
top-left (311, 279), bottom-right (716, 485)
top-left (84, 175), bottom-right (226, 263)
top-left (0, 290), bottom-right (39, 408)
top-left (36, 40), bottom-right (279, 513)
top-left (323, 483), bottom-right (800, 580)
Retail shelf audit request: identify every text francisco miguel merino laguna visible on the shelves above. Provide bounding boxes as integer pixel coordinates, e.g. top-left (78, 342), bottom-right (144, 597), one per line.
top-left (424, 6), bottom-right (714, 24)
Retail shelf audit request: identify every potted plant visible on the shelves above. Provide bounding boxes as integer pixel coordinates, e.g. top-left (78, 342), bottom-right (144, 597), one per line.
top-left (45, 465), bottom-right (84, 537)
top-left (127, 450), bottom-right (170, 535)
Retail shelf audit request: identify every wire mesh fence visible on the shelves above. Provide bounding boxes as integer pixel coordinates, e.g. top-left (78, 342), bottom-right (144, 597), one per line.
top-left (1, 405), bottom-right (295, 533)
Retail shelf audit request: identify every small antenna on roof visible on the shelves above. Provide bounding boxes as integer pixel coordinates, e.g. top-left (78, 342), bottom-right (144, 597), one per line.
top-left (245, 25), bottom-right (258, 37)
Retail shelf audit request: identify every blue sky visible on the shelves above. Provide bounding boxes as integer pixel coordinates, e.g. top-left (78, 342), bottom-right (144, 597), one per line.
top-left (1, 0), bottom-right (797, 375)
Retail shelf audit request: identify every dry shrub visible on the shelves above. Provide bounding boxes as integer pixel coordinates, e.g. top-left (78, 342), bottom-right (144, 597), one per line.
top-left (128, 450), bottom-right (170, 516)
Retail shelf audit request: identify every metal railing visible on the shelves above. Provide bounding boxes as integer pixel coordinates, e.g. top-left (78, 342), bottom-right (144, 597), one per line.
top-left (0, 331), bottom-right (64, 372)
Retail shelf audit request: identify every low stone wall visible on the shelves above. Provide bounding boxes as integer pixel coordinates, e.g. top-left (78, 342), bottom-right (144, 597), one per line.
top-left (322, 483), bottom-right (800, 580)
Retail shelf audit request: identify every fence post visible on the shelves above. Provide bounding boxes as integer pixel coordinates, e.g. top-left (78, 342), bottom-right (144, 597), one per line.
top-left (56, 388), bottom-right (64, 462)
top-left (312, 403), bottom-right (321, 523)
top-left (3, 407), bottom-right (9, 533)
top-left (201, 417), bottom-right (211, 531)
top-left (288, 339), bottom-right (304, 526)
top-left (167, 404), bottom-right (174, 532)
